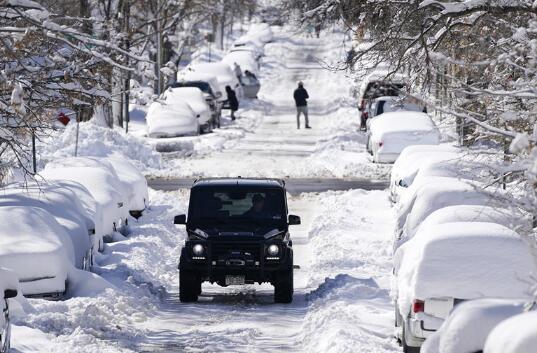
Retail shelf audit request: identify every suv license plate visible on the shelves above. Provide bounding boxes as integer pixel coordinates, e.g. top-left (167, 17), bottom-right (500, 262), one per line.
top-left (225, 275), bottom-right (245, 286)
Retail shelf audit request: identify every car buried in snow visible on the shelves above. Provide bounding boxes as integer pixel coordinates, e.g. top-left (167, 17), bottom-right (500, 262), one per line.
top-left (174, 178), bottom-right (300, 303)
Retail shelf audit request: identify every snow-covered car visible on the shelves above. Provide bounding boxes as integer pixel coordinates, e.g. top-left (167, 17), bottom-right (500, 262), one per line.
top-left (186, 62), bottom-right (243, 100)
top-left (483, 310), bottom-right (537, 353)
top-left (0, 268), bottom-right (17, 353)
top-left (231, 35), bottom-right (264, 58)
top-left (389, 145), bottom-right (460, 203)
top-left (145, 100), bottom-right (200, 137)
top-left (394, 180), bottom-right (506, 247)
top-left (367, 112), bottom-right (440, 163)
top-left (357, 70), bottom-right (406, 129)
top-left (247, 22), bottom-right (273, 43)
top-left (223, 51), bottom-right (259, 76)
top-left (0, 206), bottom-right (75, 299)
top-left (421, 298), bottom-right (527, 353)
top-left (162, 87), bottom-right (213, 132)
top-left (394, 222), bottom-right (537, 352)
top-left (0, 182), bottom-right (95, 270)
top-left (365, 96), bottom-right (423, 129)
top-left (41, 157), bottom-right (130, 240)
top-left (106, 157), bottom-right (149, 219)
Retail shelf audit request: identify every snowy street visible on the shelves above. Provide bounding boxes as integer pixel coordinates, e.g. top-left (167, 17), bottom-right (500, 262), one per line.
top-left (10, 27), bottom-right (399, 353)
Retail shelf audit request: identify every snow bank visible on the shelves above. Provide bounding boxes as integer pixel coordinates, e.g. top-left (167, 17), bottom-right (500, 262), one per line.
top-left (422, 298), bottom-right (526, 353)
top-left (0, 206), bottom-right (73, 296)
top-left (40, 120), bottom-right (162, 171)
top-left (484, 310), bottom-right (537, 353)
top-left (395, 222), bottom-right (536, 318)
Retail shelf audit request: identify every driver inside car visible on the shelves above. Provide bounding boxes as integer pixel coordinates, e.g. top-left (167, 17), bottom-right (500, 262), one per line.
top-left (243, 194), bottom-right (270, 218)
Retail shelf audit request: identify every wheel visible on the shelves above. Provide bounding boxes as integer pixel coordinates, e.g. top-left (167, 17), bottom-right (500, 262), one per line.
top-left (402, 323), bottom-right (421, 353)
top-left (179, 270), bottom-right (201, 302)
top-left (274, 269), bottom-right (293, 303)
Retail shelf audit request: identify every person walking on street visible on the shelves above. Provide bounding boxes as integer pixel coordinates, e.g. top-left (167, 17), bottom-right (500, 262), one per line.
top-left (233, 62), bottom-right (243, 85)
top-left (293, 81), bottom-right (310, 129)
top-left (226, 85), bottom-right (239, 121)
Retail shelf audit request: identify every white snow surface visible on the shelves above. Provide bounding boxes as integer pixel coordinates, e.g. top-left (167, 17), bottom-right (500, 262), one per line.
top-left (484, 310), bottom-right (537, 353)
top-left (421, 298), bottom-right (527, 353)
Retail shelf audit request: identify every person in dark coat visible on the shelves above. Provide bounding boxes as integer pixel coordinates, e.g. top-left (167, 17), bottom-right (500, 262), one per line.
top-left (226, 85), bottom-right (239, 120)
top-left (293, 81), bottom-right (310, 129)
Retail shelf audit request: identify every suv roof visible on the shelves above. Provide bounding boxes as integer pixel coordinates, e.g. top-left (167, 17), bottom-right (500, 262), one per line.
top-left (192, 177), bottom-right (285, 188)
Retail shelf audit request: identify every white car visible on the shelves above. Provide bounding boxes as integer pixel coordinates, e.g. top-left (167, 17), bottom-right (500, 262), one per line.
top-left (389, 145), bottom-right (460, 203)
top-left (394, 222), bottom-right (537, 352)
top-left (0, 182), bottom-right (95, 270)
top-left (484, 310), bottom-right (537, 353)
top-left (367, 112), bottom-right (440, 163)
top-left (0, 206), bottom-right (74, 299)
top-left (145, 100), bottom-right (200, 137)
top-left (0, 267), bottom-right (17, 353)
top-left (365, 95), bottom-right (423, 129)
top-left (394, 179), bottom-right (506, 246)
top-left (162, 87), bottom-right (213, 132)
top-left (421, 298), bottom-right (527, 353)
top-left (106, 157), bottom-right (149, 219)
top-left (247, 22), bottom-right (273, 43)
top-left (223, 51), bottom-right (259, 76)
top-left (41, 157), bottom-right (130, 240)
top-left (187, 62), bottom-right (243, 99)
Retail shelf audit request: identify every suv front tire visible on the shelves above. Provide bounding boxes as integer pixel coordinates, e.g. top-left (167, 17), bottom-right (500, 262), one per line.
top-left (179, 270), bottom-right (201, 303)
top-left (274, 269), bottom-right (293, 304)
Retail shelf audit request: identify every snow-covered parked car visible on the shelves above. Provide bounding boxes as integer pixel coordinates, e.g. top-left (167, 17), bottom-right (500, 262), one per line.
top-left (389, 145), bottom-right (460, 203)
top-left (106, 157), bottom-right (149, 219)
top-left (247, 22), bottom-right (273, 43)
top-left (421, 298), bottom-right (528, 353)
top-left (223, 51), bottom-right (259, 76)
top-left (394, 222), bottom-right (537, 353)
top-left (187, 62), bottom-right (243, 100)
top-left (484, 310), bottom-right (537, 353)
top-left (365, 96), bottom-right (423, 128)
top-left (162, 87), bottom-right (213, 132)
top-left (41, 157), bottom-right (130, 240)
top-left (145, 100), bottom-right (200, 137)
top-left (0, 206), bottom-right (75, 299)
top-left (0, 267), bottom-right (17, 353)
top-left (394, 179), bottom-right (506, 248)
top-left (231, 35), bottom-right (264, 59)
top-left (367, 112), bottom-right (440, 163)
top-left (0, 182), bottom-right (96, 270)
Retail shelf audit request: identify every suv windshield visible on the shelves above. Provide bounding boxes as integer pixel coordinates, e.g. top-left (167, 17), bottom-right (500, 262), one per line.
top-left (188, 187), bottom-right (286, 226)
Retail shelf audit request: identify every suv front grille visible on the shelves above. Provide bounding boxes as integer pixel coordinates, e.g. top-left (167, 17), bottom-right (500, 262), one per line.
top-left (210, 241), bottom-right (262, 261)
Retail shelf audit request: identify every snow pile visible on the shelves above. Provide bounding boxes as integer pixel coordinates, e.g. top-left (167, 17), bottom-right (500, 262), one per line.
top-left (302, 190), bottom-right (399, 353)
top-left (40, 120), bottom-right (162, 171)
top-left (0, 206), bottom-right (73, 296)
top-left (422, 298), bottom-right (526, 353)
top-left (395, 222), bottom-right (536, 318)
top-left (484, 310), bottom-right (537, 353)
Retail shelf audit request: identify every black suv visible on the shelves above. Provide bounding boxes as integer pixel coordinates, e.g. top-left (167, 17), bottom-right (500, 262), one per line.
top-left (174, 178), bottom-right (300, 303)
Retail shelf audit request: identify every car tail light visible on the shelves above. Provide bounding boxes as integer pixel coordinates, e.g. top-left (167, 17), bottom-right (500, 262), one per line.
top-left (413, 299), bottom-right (425, 313)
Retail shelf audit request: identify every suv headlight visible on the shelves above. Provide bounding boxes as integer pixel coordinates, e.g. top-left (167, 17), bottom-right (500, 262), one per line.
top-left (267, 244), bottom-right (279, 256)
top-left (192, 244), bottom-right (205, 256)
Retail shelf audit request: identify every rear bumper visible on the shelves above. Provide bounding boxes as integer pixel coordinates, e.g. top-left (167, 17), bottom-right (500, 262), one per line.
top-left (20, 276), bottom-right (66, 300)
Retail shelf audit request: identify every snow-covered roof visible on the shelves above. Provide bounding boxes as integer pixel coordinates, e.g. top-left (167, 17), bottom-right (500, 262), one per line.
top-left (396, 222), bottom-right (536, 317)
top-left (369, 111), bottom-right (437, 136)
top-left (484, 310), bottom-right (537, 353)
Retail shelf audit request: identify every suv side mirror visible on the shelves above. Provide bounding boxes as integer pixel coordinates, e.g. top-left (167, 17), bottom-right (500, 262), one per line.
top-left (174, 214), bottom-right (187, 225)
top-left (288, 215), bottom-right (301, 225)
top-left (4, 289), bottom-right (17, 299)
